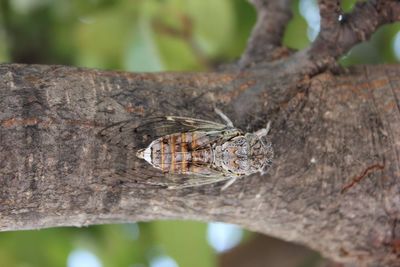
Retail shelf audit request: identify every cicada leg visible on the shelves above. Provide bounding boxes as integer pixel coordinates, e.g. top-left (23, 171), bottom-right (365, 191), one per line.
top-left (214, 108), bottom-right (234, 127)
top-left (254, 121), bottom-right (271, 137)
top-left (221, 177), bottom-right (238, 191)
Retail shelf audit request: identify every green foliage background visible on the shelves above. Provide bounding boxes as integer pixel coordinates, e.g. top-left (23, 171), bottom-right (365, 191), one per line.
top-left (0, 0), bottom-right (399, 266)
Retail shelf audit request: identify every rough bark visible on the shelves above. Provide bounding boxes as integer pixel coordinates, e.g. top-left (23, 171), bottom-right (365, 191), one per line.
top-left (1, 0), bottom-right (400, 266)
top-left (0, 63), bottom-right (399, 266)
top-left (309, 0), bottom-right (400, 71)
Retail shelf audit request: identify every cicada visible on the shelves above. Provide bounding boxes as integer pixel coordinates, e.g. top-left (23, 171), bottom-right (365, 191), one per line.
top-left (100, 109), bottom-right (273, 190)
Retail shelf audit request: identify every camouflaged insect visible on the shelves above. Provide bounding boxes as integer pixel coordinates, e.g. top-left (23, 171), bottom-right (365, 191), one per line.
top-left (135, 109), bottom-right (274, 190)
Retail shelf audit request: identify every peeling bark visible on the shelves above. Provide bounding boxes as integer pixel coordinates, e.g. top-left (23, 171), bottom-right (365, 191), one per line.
top-left (0, 63), bottom-right (399, 266)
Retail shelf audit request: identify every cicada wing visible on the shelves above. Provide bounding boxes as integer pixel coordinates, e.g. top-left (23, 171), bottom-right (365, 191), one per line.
top-left (165, 116), bottom-right (229, 130)
top-left (97, 116), bottom-right (241, 189)
top-left (166, 175), bottom-right (233, 189)
top-left (133, 116), bottom-right (224, 140)
top-left (97, 118), bottom-right (142, 148)
top-left (101, 163), bottom-right (215, 188)
top-left (166, 159), bottom-right (243, 189)
top-left (124, 166), bottom-right (233, 189)
top-left (106, 155), bottom-right (236, 190)
top-left (98, 116), bottom-right (233, 149)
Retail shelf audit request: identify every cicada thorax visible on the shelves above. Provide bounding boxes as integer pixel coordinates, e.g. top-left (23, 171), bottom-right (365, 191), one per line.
top-left (137, 131), bottom-right (216, 176)
top-left (212, 133), bottom-right (274, 176)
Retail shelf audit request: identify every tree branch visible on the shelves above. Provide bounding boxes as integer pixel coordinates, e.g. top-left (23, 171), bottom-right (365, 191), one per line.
top-left (309, 0), bottom-right (400, 69)
top-left (219, 234), bottom-right (325, 267)
top-left (239, 0), bottom-right (292, 67)
top-left (0, 63), bottom-right (400, 266)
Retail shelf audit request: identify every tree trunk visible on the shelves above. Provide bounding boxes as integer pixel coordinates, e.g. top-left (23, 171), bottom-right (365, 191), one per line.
top-left (1, 0), bottom-right (400, 266)
top-left (0, 63), bottom-right (399, 266)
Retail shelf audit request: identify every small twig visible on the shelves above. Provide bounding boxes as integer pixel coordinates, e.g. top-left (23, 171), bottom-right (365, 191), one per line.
top-left (310, 0), bottom-right (400, 70)
top-left (239, 0), bottom-right (292, 67)
top-left (341, 163), bottom-right (384, 194)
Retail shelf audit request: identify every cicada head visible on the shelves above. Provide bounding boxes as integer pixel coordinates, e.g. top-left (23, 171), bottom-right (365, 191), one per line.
top-left (246, 132), bottom-right (274, 175)
top-left (218, 132), bottom-right (273, 176)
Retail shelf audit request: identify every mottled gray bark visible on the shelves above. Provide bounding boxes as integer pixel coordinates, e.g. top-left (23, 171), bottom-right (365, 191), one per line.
top-left (1, 63), bottom-right (399, 266)
top-left (1, 0), bottom-right (400, 266)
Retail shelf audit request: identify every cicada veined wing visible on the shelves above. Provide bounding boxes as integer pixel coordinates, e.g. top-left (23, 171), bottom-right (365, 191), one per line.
top-left (98, 109), bottom-right (274, 190)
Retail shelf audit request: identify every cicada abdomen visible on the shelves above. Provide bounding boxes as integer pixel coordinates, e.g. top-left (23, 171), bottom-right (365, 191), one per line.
top-left (136, 131), bottom-right (216, 176)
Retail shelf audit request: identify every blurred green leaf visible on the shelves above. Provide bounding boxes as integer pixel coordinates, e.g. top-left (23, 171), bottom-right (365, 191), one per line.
top-left (186, 0), bottom-right (234, 57)
top-left (155, 32), bottom-right (201, 71)
top-left (0, 228), bottom-right (73, 267)
top-left (283, 0), bottom-right (309, 50)
top-left (0, 27), bottom-right (9, 62)
top-left (93, 224), bottom-right (147, 267)
top-left (74, 2), bottom-right (138, 69)
top-left (341, 0), bottom-right (359, 12)
top-left (125, 15), bottom-right (164, 72)
top-left (225, 0), bottom-right (256, 60)
top-left (151, 220), bottom-right (216, 267)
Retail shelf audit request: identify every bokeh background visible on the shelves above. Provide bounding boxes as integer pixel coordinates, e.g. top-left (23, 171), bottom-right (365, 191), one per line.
top-left (0, 0), bottom-right (399, 267)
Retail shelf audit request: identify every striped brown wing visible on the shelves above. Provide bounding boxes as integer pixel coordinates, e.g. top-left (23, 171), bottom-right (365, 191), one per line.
top-left (134, 130), bottom-right (243, 189)
top-left (145, 130), bottom-right (242, 176)
top-left (98, 116), bottom-right (241, 189)
top-left (98, 116), bottom-right (232, 149)
top-left (98, 115), bottom-right (239, 153)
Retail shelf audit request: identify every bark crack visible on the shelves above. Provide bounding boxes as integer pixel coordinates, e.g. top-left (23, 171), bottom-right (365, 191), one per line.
top-left (340, 163), bottom-right (385, 193)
